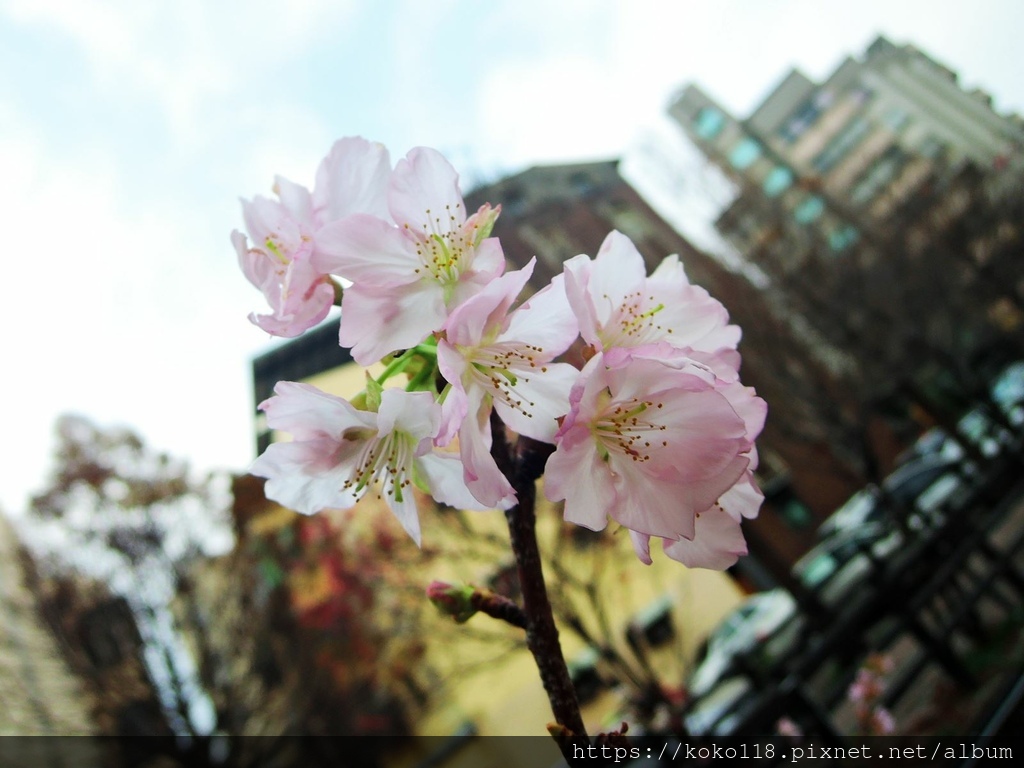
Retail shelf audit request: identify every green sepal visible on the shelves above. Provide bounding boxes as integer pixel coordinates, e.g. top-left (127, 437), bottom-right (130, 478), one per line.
top-left (364, 374), bottom-right (384, 413)
top-left (426, 580), bottom-right (477, 623)
top-left (473, 206), bottom-right (500, 246)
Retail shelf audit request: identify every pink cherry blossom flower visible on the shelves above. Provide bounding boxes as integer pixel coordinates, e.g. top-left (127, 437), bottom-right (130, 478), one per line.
top-left (776, 717), bottom-right (803, 738)
top-left (250, 382), bottom-right (485, 545)
top-left (867, 708), bottom-right (896, 736)
top-left (624, 355), bottom-right (767, 569)
top-left (233, 137), bottom-right (392, 338)
top-left (436, 259), bottom-right (579, 508)
top-left (233, 196), bottom-right (335, 337)
top-left (314, 147), bottom-right (505, 364)
top-left (273, 137), bottom-right (392, 231)
top-left (563, 230), bottom-right (740, 357)
top-left (311, 136), bottom-right (393, 225)
top-left (629, 470), bottom-right (765, 569)
top-left (545, 346), bottom-right (758, 546)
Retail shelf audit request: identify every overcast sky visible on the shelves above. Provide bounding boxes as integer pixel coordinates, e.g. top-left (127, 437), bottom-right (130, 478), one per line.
top-left (2, 0), bottom-right (1022, 514)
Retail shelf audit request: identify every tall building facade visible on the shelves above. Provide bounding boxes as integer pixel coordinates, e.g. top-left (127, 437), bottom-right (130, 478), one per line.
top-left (666, 35), bottom-right (1024, 484)
top-left (670, 35), bottom-right (1024, 270)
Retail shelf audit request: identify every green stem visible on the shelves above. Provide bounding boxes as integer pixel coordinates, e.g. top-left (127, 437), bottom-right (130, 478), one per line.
top-left (406, 358), bottom-right (439, 393)
top-left (375, 348), bottom-right (418, 384)
top-left (376, 344), bottom-right (439, 386)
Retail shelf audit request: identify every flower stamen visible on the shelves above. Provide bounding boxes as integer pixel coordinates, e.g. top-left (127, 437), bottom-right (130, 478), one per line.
top-left (593, 396), bottom-right (668, 464)
top-left (463, 341), bottom-right (548, 419)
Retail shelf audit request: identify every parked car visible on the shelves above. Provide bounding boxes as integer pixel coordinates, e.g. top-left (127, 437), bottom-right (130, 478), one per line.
top-left (794, 523), bottom-right (902, 607)
top-left (817, 453), bottom-right (964, 539)
top-left (882, 452), bottom-right (969, 525)
top-left (956, 407), bottom-right (1014, 458)
top-left (816, 486), bottom-right (884, 540)
top-left (991, 360), bottom-right (1024, 427)
top-left (898, 397), bottom-right (1016, 470)
top-left (895, 426), bottom-right (965, 467)
top-left (685, 675), bottom-right (754, 737)
top-left (686, 589), bottom-right (798, 699)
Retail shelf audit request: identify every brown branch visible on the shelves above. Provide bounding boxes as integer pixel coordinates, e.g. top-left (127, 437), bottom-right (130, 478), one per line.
top-left (427, 579), bottom-right (528, 630)
top-left (490, 412), bottom-right (590, 752)
top-left (470, 588), bottom-right (527, 629)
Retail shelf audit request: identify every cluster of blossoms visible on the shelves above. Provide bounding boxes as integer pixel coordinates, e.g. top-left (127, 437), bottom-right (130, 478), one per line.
top-left (234, 137), bottom-right (766, 570)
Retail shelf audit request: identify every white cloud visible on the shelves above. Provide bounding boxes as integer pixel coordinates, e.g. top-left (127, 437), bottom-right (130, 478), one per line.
top-left (0, 99), bottom-right (266, 514)
top-left (3, 0), bottom-right (356, 145)
top-left (604, 0), bottom-right (1024, 117)
top-left (475, 54), bottom-right (632, 168)
top-left (0, 1), bottom-right (360, 513)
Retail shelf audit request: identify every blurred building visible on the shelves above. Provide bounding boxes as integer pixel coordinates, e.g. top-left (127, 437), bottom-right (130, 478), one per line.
top-left (665, 34), bottom-right (1024, 490)
top-left (668, 34), bottom-right (1024, 276)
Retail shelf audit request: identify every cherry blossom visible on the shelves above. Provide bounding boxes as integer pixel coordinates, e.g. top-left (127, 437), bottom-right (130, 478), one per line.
top-left (233, 196), bottom-right (335, 337)
top-left (620, 351), bottom-right (767, 568)
top-left (234, 137), bottom-right (392, 337)
top-left (309, 136), bottom-right (393, 225)
top-left (314, 147), bottom-right (505, 364)
top-left (273, 136), bottom-right (392, 232)
top-left (563, 230), bottom-right (740, 356)
top-left (436, 259), bottom-right (579, 507)
top-left (628, 471), bottom-right (765, 569)
top-left (235, 138), bottom-right (769, 576)
top-left (545, 346), bottom-right (758, 545)
top-left (250, 382), bottom-right (485, 545)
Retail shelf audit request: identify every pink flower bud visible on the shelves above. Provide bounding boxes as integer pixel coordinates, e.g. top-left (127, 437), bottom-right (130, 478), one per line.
top-left (426, 580), bottom-right (477, 623)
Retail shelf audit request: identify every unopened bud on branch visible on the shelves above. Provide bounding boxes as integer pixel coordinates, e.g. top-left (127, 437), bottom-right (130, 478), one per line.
top-left (426, 580), bottom-right (477, 623)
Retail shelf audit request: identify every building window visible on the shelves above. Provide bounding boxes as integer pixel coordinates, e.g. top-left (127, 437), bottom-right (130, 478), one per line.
top-left (780, 498), bottom-right (813, 529)
top-left (793, 195), bottom-right (825, 224)
top-left (850, 146), bottom-right (906, 205)
top-left (568, 171), bottom-right (595, 196)
top-left (502, 186), bottom-right (526, 216)
top-left (763, 166), bottom-right (794, 197)
top-left (850, 85), bottom-right (874, 106)
top-left (917, 135), bottom-right (946, 160)
top-left (568, 647), bottom-right (605, 704)
top-left (610, 209), bottom-right (651, 243)
top-left (779, 89), bottom-right (834, 143)
top-left (626, 595), bottom-right (675, 651)
top-left (812, 117), bottom-right (870, 173)
top-left (729, 138), bottom-right (762, 170)
top-left (694, 106), bottom-right (725, 139)
top-left (882, 107), bottom-right (910, 132)
top-left (829, 224), bottom-right (859, 252)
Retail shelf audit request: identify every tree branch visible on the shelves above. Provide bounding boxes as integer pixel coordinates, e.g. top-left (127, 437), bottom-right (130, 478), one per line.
top-left (490, 412), bottom-right (590, 752)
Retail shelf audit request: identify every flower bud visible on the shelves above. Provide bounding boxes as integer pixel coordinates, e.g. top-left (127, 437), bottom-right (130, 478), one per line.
top-left (426, 580), bottom-right (477, 623)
